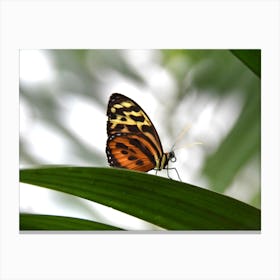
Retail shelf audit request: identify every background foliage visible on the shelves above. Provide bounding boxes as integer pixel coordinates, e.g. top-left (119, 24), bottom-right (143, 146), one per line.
top-left (20, 49), bottom-right (260, 230)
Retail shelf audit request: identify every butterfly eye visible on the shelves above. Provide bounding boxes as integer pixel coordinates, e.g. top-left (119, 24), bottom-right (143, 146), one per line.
top-left (169, 151), bottom-right (176, 163)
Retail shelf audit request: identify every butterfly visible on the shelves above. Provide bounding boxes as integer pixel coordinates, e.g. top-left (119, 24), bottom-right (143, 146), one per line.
top-left (106, 93), bottom-right (180, 180)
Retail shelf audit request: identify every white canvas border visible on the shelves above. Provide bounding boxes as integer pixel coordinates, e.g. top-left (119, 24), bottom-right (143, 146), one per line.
top-left (1, 1), bottom-right (280, 279)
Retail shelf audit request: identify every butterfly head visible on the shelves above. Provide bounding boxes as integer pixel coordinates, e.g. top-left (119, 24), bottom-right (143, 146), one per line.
top-left (163, 150), bottom-right (177, 168)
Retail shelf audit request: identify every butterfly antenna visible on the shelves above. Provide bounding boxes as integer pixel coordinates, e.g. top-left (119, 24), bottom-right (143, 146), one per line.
top-left (175, 141), bottom-right (203, 150)
top-left (171, 123), bottom-right (192, 151)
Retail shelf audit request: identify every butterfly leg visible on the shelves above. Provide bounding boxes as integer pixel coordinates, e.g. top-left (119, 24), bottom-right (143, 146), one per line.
top-left (166, 167), bottom-right (182, 182)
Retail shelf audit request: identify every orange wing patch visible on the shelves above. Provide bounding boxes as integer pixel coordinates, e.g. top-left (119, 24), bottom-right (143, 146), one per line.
top-left (107, 133), bottom-right (156, 172)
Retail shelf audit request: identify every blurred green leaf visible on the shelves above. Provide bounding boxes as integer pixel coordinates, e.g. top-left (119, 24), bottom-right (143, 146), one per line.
top-left (162, 50), bottom-right (251, 96)
top-left (230, 50), bottom-right (261, 78)
top-left (203, 83), bottom-right (261, 192)
top-left (250, 191), bottom-right (261, 208)
top-left (20, 213), bottom-right (122, 230)
top-left (20, 167), bottom-right (260, 230)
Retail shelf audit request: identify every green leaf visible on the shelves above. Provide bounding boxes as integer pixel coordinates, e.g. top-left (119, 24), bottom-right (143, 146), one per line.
top-left (203, 83), bottom-right (261, 192)
top-left (230, 50), bottom-right (261, 78)
top-left (20, 213), bottom-right (123, 230)
top-left (20, 167), bottom-right (260, 230)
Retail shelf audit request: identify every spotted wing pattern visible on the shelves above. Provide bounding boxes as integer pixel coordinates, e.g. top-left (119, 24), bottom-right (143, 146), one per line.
top-left (106, 93), bottom-right (166, 172)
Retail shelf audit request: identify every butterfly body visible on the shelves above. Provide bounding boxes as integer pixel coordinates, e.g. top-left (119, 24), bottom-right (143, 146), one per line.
top-left (106, 93), bottom-right (176, 173)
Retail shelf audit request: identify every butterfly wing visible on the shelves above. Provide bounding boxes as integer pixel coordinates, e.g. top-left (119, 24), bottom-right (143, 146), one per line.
top-left (106, 93), bottom-right (164, 171)
top-left (106, 133), bottom-right (156, 172)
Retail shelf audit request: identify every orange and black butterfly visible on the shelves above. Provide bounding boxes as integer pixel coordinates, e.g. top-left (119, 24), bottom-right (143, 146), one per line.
top-left (106, 93), bottom-right (180, 179)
